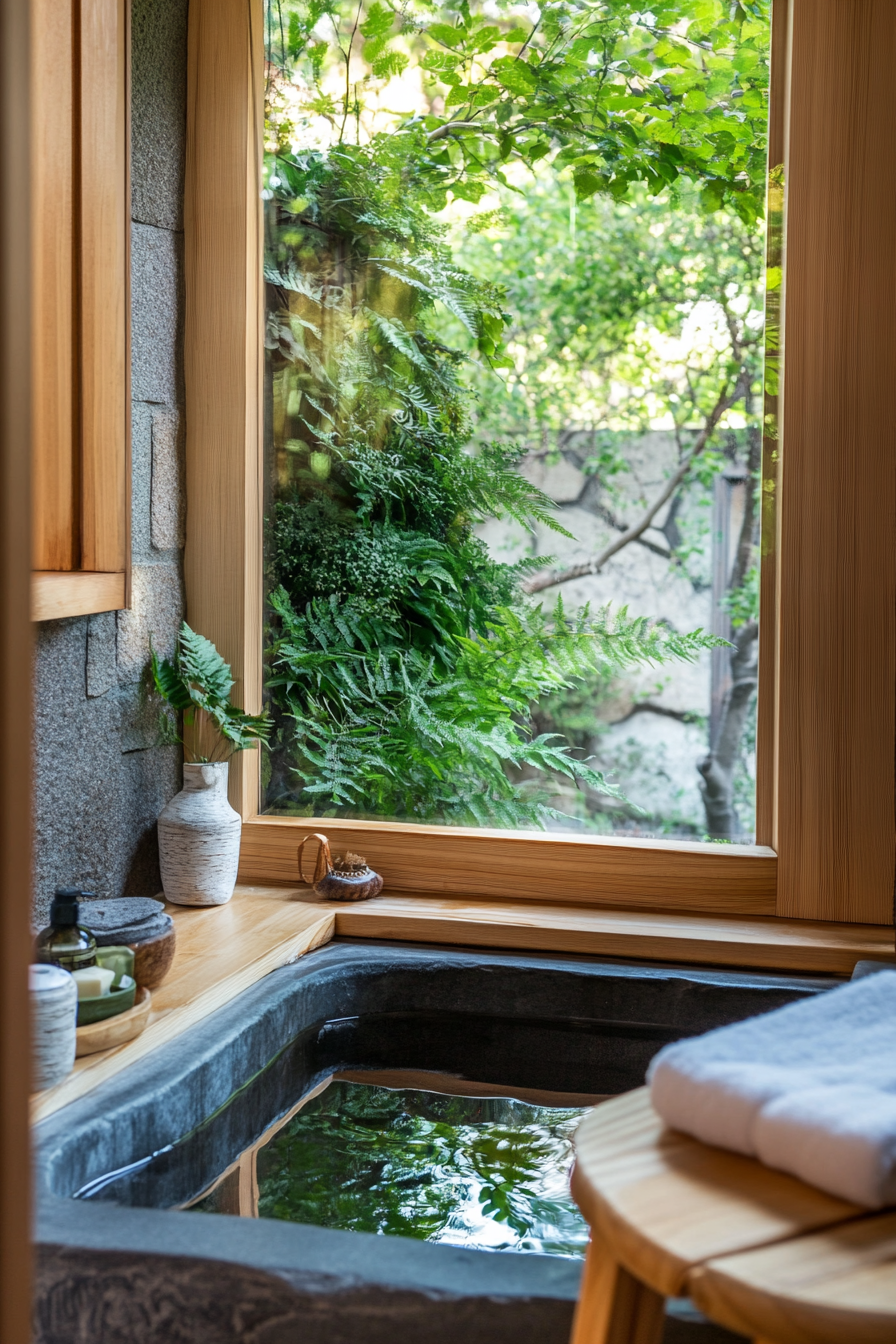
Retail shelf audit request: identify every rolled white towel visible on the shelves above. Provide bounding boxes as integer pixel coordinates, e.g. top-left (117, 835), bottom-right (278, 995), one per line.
top-left (647, 970), bottom-right (896, 1207)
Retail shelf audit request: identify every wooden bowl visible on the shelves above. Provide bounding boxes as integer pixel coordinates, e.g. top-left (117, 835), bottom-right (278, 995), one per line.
top-left (75, 986), bottom-right (152, 1057)
top-left (128, 923), bottom-right (176, 989)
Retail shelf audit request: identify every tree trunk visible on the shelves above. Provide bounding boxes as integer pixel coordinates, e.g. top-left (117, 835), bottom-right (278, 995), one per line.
top-left (699, 425), bottom-right (761, 840)
top-left (698, 620), bottom-right (758, 839)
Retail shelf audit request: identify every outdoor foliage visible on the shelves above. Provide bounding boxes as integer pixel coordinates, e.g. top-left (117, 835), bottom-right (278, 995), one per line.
top-left (266, 0), bottom-right (771, 221)
top-left (454, 180), bottom-right (764, 468)
top-left (262, 0), bottom-right (767, 827)
top-left (268, 587), bottom-right (713, 824)
top-left (152, 623), bottom-right (272, 763)
top-left (448, 173), bottom-right (765, 839)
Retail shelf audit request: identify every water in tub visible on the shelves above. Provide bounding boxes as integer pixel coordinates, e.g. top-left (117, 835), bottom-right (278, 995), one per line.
top-left (190, 1080), bottom-right (590, 1257)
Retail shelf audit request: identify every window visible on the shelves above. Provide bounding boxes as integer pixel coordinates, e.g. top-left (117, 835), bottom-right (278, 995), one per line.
top-left (184, 0), bottom-right (896, 936)
top-left (260, 0), bottom-right (771, 849)
top-left (30, 0), bottom-right (130, 621)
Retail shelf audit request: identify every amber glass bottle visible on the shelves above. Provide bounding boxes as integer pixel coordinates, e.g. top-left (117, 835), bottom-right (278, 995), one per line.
top-left (35, 888), bottom-right (98, 973)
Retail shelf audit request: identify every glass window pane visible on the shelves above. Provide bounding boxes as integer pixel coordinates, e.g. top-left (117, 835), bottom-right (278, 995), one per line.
top-left (261, 0), bottom-right (772, 843)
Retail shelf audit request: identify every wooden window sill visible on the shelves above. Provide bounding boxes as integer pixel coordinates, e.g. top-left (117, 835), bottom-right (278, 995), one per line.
top-left (31, 570), bottom-right (127, 621)
top-left (31, 886), bottom-right (894, 1125)
top-left (238, 815), bottom-right (779, 917)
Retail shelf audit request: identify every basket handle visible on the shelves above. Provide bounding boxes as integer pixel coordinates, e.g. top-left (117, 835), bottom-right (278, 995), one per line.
top-left (297, 833), bottom-right (332, 887)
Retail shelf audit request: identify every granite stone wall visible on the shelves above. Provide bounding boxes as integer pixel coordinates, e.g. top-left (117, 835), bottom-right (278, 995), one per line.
top-left (32, 0), bottom-right (190, 924)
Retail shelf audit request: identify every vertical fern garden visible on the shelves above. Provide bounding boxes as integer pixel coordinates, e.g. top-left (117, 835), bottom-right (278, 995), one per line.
top-left (262, 0), bottom-right (769, 829)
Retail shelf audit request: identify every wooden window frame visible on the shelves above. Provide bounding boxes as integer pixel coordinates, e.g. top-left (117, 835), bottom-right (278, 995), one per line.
top-left (30, 0), bottom-right (130, 622)
top-left (184, 0), bottom-right (896, 944)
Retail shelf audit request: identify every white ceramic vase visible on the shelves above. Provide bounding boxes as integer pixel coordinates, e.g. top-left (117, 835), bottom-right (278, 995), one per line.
top-left (157, 762), bottom-right (241, 906)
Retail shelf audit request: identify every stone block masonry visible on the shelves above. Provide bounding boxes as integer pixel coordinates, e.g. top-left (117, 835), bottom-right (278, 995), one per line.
top-left (32, 0), bottom-right (189, 925)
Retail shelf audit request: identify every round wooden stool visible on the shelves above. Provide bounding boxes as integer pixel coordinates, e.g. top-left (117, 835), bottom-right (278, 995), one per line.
top-left (689, 1213), bottom-right (896, 1344)
top-left (568, 1086), bottom-right (890, 1344)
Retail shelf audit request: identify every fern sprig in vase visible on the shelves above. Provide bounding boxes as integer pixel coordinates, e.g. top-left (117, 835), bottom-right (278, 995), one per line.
top-left (152, 624), bottom-right (271, 908)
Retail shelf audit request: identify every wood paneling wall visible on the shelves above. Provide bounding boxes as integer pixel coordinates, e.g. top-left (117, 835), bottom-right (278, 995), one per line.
top-left (184, 0), bottom-right (264, 818)
top-left (0, 0), bottom-right (34, 1335)
top-left (30, 0), bottom-right (129, 613)
top-left (775, 0), bottom-right (896, 922)
top-left (30, 0), bottom-right (78, 571)
top-left (79, 0), bottom-right (129, 574)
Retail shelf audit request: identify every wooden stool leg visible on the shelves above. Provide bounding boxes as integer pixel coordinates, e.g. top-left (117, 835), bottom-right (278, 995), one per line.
top-left (570, 1234), bottom-right (666, 1344)
top-left (238, 1148), bottom-right (259, 1217)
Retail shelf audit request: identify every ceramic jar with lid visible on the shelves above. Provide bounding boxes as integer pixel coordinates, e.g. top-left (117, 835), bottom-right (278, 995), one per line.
top-left (79, 896), bottom-right (176, 989)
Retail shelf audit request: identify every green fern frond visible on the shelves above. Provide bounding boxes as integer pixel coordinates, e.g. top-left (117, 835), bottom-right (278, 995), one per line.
top-left (151, 623), bottom-right (271, 762)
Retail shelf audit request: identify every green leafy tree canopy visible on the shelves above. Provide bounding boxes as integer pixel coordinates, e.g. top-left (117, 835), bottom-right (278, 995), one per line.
top-left (267, 0), bottom-right (770, 221)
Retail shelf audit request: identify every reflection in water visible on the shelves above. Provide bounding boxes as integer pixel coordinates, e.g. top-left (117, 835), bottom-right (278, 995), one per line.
top-left (191, 1080), bottom-right (589, 1258)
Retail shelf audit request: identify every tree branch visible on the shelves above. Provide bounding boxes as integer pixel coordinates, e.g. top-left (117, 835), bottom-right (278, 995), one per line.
top-left (338, 0), bottom-right (365, 143)
top-left (522, 372), bottom-right (747, 595)
top-left (556, 484), bottom-right (672, 559)
top-left (427, 120), bottom-right (483, 143)
top-left (615, 701), bottom-right (702, 726)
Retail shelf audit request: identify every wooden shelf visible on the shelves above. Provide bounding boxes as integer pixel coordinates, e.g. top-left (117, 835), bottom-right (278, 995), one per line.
top-left (31, 570), bottom-right (126, 621)
top-left (32, 886), bottom-right (333, 1123)
top-left (332, 894), bottom-right (896, 977)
